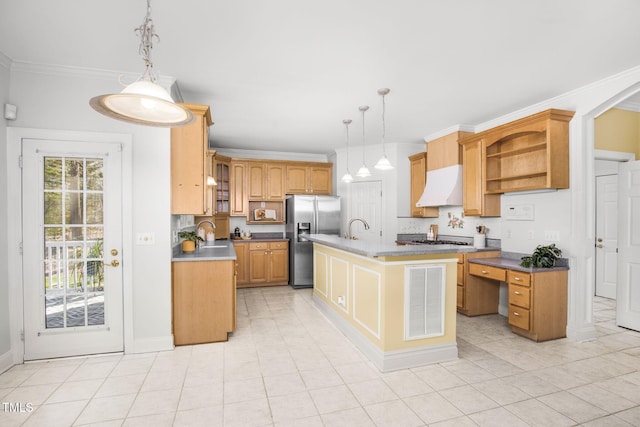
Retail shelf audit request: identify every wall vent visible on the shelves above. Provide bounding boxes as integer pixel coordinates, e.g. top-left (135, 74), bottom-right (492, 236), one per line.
top-left (404, 265), bottom-right (445, 340)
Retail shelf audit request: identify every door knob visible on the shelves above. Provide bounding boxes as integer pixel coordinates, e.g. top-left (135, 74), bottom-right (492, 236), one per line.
top-left (104, 260), bottom-right (120, 267)
top-left (111, 249), bottom-right (119, 256)
top-left (596, 244), bottom-right (603, 249)
top-left (597, 238), bottom-right (603, 242)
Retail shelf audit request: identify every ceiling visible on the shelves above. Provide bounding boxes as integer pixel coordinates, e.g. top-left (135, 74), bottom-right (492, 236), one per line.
top-left (1, 0), bottom-right (640, 155)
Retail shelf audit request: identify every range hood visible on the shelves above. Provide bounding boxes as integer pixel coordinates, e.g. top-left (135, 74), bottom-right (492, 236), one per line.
top-left (416, 164), bottom-right (463, 207)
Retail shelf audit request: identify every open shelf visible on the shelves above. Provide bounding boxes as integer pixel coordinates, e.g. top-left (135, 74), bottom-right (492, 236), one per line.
top-left (485, 142), bottom-right (547, 159)
top-left (246, 201), bottom-right (285, 224)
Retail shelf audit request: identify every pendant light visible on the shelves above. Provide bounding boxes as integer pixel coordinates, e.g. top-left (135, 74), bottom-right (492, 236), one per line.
top-left (90, 0), bottom-right (194, 127)
top-left (374, 88), bottom-right (394, 170)
top-left (341, 119), bottom-right (354, 183)
top-left (356, 105), bottom-right (371, 178)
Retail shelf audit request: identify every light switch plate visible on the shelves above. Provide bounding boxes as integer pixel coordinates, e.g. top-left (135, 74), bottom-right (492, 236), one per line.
top-left (136, 232), bottom-right (155, 245)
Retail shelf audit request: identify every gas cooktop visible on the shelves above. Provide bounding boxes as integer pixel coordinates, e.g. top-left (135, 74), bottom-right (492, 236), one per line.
top-left (399, 239), bottom-right (470, 246)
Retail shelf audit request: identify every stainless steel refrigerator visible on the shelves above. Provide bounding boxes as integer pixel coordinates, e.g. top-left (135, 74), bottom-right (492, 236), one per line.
top-left (286, 195), bottom-right (341, 288)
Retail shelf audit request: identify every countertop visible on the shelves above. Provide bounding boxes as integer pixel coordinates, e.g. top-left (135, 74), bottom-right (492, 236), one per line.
top-left (468, 255), bottom-right (570, 273)
top-left (305, 234), bottom-right (484, 257)
top-left (231, 237), bottom-right (288, 243)
top-left (172, 239), bottom-right (237, 262)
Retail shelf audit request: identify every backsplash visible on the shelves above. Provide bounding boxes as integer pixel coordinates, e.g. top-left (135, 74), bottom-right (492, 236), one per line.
top-left (398, 207), bottom-right (502, 239)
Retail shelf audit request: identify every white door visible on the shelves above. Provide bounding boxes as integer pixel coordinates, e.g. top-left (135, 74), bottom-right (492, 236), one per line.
top-left (349, 181), bottom-right (382, 242)
top-left (22, 139), bottom-right (124, 360)
top-left (617, 160), bottom-right (640, 331)
top-left (595, 174), bottom-right (618, 299)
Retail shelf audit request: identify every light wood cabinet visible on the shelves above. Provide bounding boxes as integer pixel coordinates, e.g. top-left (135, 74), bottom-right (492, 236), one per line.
top-left (233, 242), bottom-right (249, 286)
top-left (247, 161), bottom-right (285, 201)
top-left (507, 269), bottom-right (568, 342)
top-left (213, 153), bottom-right (231, 215)
top-left (230, 161), bottom-right (247, 216)
top-left (409, 152), bottom-right (438, 218)
top-left (171, 103), bottom-right (213, 215)
top-left (285, 163), bottom-right (332, 195)
top-left (460, 140), bottom-right (501, 217)
top-left (459, 109), bottom-right (574, 217)
top-left (172, 260), bottom-right (235, 345)
top-left (456, 251), bottom-right (501, 315)
top-left (238, 240), bottom-right (289, 288)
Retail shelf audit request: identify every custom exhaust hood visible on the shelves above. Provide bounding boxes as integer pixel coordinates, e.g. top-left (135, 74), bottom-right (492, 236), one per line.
top-left (416, 164), bottom-right (463, 207)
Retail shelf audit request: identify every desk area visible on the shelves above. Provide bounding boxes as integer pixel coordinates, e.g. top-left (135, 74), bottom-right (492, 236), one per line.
top-left (467, 255), bottom-right (569, 342)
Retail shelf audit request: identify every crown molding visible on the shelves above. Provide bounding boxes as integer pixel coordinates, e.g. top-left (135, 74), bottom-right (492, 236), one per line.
top-left (613, 100), bottom-right (640, 112)
top-left (212, 147), bottom-right (329, 163)
top-left (0, 51), bottom-right (12, 70)
top-left (423, 124), bottom-right (475, 143)
top-left (9, 60), bottom-right (177, 89)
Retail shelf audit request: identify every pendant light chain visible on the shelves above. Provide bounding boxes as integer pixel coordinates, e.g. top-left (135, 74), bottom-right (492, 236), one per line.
top-left (135, 0), bottom-right (159, 83)
top-left (381, 92), bottom-right (386, 155)
top-left (356, 105), bottom-right (371, 177)
top-left (342, 119), bottom-right (354, 183)
top-left (374, 88), bottom-right (393, 170)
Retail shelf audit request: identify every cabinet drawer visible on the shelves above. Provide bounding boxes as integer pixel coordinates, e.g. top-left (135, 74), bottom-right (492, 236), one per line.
top-left (509, 305), bottom-right (530, 330)
top-left (269, 241), bottom-right (288, 250)
top-left (249, 242), bottom-right (268, 250)
top-left (469, 263), bottom-right (506, 281)
top-left (509, 284), bottom-right (530, 309)
top-left (457, 263), bottom-right (464, 285)
top-left (508, 270), bottom-right (531, 287)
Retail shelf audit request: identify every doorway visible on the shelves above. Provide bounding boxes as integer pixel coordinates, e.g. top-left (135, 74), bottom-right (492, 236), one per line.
top-left (22, 138), bottom-right (124, 360)
top-left (349, 181), bottom-right (382, 242)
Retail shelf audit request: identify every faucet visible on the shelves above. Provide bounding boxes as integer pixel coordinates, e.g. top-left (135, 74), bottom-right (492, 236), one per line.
top-left (345, 218), bottom-right (370, 240)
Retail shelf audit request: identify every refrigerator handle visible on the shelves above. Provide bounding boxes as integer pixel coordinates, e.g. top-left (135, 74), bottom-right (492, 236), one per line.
top-left (313, 198), bottom-right (319, 234)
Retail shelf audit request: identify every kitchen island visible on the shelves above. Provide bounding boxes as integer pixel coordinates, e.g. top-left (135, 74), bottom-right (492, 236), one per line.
top-left (171, 240), bottom-right (237, 345)
top-left (305, 234), bottom-right (466, 372)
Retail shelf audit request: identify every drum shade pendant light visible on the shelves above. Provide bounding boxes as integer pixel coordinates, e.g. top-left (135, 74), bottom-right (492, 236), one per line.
top-left (90, 0), bottom-right (194, 127)
top-left (374, 88), bottom-right (394, 170)
top-left (341, 119), bottom-right (354, 183)
top-left (356, 105), bottom-right (371, 178)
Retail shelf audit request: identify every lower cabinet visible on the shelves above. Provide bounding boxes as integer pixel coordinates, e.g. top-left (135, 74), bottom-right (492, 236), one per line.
top-left (172, 260), bottom-right (236, 345)
top-left (507, 269), bottom-right (567, 342)
top-left (234, 240), bottom-right (288, 288)
top-left (457, 251), bottom-right (501, 315)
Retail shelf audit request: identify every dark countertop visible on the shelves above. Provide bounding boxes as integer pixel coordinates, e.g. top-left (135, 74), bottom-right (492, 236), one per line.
top-left (469, 255), bottom-right (570, 273)
top-left (172, 239), bottom-right (237, 262)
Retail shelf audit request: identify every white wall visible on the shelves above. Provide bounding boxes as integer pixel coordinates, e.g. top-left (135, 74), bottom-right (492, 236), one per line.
top-left (0, 53), bottom-right (11, 370)
top-left (6, 63), bottom-right (174, 357)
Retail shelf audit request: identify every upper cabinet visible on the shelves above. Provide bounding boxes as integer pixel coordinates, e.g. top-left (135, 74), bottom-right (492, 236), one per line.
top-left (213, 153), bottom-right (231, 215)
top-left (171, 104), bottom-right (213, 215)
top-left (247, 161), bottom-right (285, 201)
top-left (409, 152), bottom-right (438, 218)
top-left (285, 163), bottom-right (332, 195)
top-left (459, 109), bottom-right (574, 216)
top-left (230, 161), bottom-right (247, 216)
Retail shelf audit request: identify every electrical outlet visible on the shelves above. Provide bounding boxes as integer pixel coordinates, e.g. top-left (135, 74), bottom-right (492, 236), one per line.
top-left (136, 232), bottom-right (155, 245)
top-left (337, 296), bottom-right (345, 306)
top-left (527, 230), bottom-right (534, 240)
top-left (544, 230), bottom-right (560, 242)
top-left (172, 231), bottom-right (179, 243)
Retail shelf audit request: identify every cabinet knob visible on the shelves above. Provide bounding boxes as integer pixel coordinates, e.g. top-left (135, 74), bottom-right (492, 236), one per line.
top-left (481, 270), bottom-right (489, 274)
top-left (514, 277), bottom-right (521, 281)
top-left (513, 311), bottom-right (520, 317)
top-left (514, 291), bottom-right (521, 295)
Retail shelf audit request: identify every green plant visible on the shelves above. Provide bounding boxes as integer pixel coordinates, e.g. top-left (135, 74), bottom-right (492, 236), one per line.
top-left (520, 244), bottom-right (563, 268)
top-left (178, 230), bottom-right (204, 243)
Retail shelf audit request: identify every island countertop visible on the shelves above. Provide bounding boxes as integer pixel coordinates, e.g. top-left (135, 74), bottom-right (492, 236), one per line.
top-left (172, 240), bottom-right (237, 261)
top-left (305, 234), bottom-right (481, 257)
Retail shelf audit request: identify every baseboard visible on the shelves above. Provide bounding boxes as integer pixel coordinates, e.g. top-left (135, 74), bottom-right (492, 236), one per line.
top-left (0, 349), bottom-right (15, 374)
top-left (566, 323), bottom-right (597, 342)
top-left (127, 335), bottom-right (174, 354)
top-left (313, 295), bottom-right (457, 372)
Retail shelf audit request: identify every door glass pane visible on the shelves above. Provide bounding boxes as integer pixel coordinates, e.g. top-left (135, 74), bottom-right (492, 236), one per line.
top-left (43, 156), bottom-right (105, 329)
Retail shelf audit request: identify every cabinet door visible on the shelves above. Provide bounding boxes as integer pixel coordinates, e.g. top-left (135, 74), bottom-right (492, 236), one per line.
top-left (462, 141), bottom-right (483, 216)
top-left (286, 165), bottom-right (309, 194)
top-left (309, 166), bottom-right (332, 195)
top-left (247, 163), bottom-right (265, 200)
top-left (409, 153), bottom-right (438, 218)
top-left (233, 242), bottom-right (249, 285)
top-left (267, 164), bottom-right (286, 200)
top-left (249, 249), bottom-right (268, 283)
top-left (214, 157), bottom-right (230, 215)
top-left (170, 105), bottom-right (211, 215)
top-left (269, 248), bottom-right (289, 282)
top-left (230, 162), bottom-right (247, 216)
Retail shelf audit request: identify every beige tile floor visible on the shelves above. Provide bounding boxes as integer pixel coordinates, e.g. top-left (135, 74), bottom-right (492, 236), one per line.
top-left (1, 288), bottom-right (639, 426)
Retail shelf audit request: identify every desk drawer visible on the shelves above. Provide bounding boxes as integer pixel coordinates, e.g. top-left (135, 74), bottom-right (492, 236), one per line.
top-left (509, 284), bottom-right (530, 309)
top-left (508, 270), bottom-right (531, 287)
top-left (469, 263), bottom-right (506, 281)
top-left (509, 305), bottom-right (530, 330)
